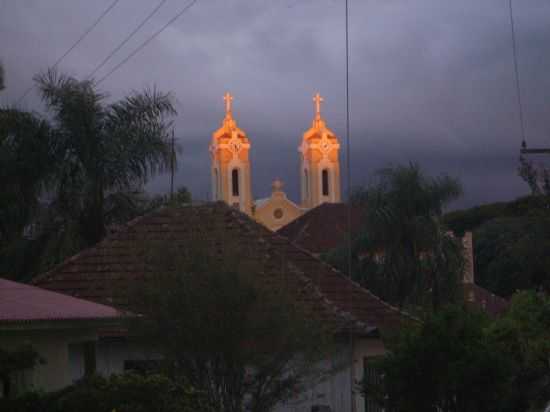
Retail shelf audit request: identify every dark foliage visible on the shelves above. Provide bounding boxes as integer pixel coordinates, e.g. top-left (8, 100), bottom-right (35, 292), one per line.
top-left (0, 373), bottom-right (209, 412)
top-left (325, 163), bottom-right (464, 313)
top-left (0, 69), bottom-right (179, 281)
top-left (362, 293), bottom-right (550, 412)
top-left (128, 233), bottom-right (333, 412)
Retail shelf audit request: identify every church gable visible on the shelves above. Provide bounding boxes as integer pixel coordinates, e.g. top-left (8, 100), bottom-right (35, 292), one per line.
top-left (254, 179), bottom-right (305, 231)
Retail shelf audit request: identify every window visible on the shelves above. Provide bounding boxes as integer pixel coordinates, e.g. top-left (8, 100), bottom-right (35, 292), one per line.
top-left (273, 208), bottom-right (284, 219)
top-left (304, 169), bottom-right (309, 200)
top-left (322, 169), bottom-right (329, 196)
top-left (363, 357), bottom-right (384, 412)
top-left (232, 169), bottom-right (240, 197)
top-left (213, 168), bottom-right (219, 200)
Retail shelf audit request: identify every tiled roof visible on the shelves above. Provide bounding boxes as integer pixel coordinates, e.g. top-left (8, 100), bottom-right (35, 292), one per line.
top-left (463, 283), bottom-right (509, 318)
top-left (277, 203), bottom-right (364, 254)
top-left (0, 278), bottom-right (122, 323)
top-left (33, 202), bottom-right (411, 335)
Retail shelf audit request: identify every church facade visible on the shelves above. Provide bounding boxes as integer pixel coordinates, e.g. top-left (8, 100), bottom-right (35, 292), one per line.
top-left (209, 92), bottom-right (342, 231)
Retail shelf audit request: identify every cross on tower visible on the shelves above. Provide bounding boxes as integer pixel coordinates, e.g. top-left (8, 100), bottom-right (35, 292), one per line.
top-left (313, 92), bottom-right (324, 117)
top-left (223, 92), bottom-right (233, 114)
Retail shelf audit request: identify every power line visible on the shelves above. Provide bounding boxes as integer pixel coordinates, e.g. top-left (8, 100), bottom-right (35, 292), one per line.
top-left (508, 0), bottom-right (526, 148)
top-left (344, 1), bottom-right (355, 412)
top-left (96, 0), bottom-right (199, 85)
top-left (87, 0), bottom-right (168, 80)
top-left (16, 0), bottom-right (120, 105)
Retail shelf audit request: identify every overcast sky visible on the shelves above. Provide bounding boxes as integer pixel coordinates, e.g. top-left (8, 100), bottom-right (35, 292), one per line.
top-left (2, 0), bottom-right (549, 209)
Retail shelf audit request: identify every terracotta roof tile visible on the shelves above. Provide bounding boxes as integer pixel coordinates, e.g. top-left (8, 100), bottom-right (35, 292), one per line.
top-left (33, 202), bottom-right (412, 335)
top-left (277, 203), bottom-right (363, 254)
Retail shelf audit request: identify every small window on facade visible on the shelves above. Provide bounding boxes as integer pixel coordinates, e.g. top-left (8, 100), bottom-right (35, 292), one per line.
top-left (232, 169), bottom-right (240, 197)
top-left (322, 169), bottom-right (329, 196)
top-left (363, 357), bottom-right (384, 412)
top-left (273, 208), bottom-right (284, 219)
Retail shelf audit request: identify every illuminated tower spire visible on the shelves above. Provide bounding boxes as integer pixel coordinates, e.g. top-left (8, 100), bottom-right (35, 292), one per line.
top-left (299, 93), bottom-right (341, 208)
top-left (209, 93), bottom-right (253, 214)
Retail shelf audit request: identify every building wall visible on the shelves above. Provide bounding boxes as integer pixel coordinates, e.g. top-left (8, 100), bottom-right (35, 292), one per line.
top-left (274, 336), bottom-right (386, 412)
top-left (254, 192), bottom-right (305, 231)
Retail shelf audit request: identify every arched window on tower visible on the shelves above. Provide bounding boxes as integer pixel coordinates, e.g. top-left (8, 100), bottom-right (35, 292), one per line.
top-left (232, 169), bottom-right (240, 197)
top-left (213, 168), bottom-right (219, 200)
top-left (304, 169), bottom-right (309, 201)
top-left (322, 169), bottom-right (330, 196)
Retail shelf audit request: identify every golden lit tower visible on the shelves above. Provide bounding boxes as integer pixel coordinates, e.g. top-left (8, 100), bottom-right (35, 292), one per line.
top-left (210, 92), bottom-right (253, 215)
top-left (299, 93), bottom-right (341, 208)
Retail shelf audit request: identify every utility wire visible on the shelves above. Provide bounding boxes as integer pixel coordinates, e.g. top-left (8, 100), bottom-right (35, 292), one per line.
top-left (87, 0), bottom-right (168, 80)
top-left (96, 0), bottom-right (199, 85)
top-left (508, 0), bottom-right (527, 148)
top-left (344, 1), bottom-right (355, 411)
top-left (16, 0), bottom-right (120, 104)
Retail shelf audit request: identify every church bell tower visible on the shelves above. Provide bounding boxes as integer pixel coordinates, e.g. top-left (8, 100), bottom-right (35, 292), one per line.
top-left (210, 93), bottom-right (253, 215)
top-left (299, 93), bottom-right (341, 209)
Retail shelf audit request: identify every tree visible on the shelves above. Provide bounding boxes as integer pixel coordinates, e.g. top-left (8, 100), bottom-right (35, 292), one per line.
top-left (0, 345), bottom-right (43, 399)
top-left (327, 163), bottom-right (464, 312)
top-left (129, 234), bottom-right (333, 412)
top-left (474, 217), bottom-right (550, 297)
top-left (0, 68), bottom-right (177, 279)
top-left (519, 154), bottom-right (550, 197)
top-left (488, 291), bottom-right (550, 411)
top-left (362, 306), bottom-right (512, 412)
top-left (34, 68), bottom-right (176, 246)
top-left (362, 293), bottom-right (550, 412)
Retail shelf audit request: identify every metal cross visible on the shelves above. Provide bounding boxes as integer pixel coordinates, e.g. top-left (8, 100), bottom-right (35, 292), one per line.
top-left (223, 92), bottom-right (233, 114)
top-left (313, 92), bottom-right (324, 116)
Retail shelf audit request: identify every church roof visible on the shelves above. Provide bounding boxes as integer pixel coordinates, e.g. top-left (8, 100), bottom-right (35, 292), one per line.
top-left (0, 277), bottom-right (122, 324)
top-left (32, 202), bottom-right (411, 335)
top-left (277, 203), bottom-right (364, 254)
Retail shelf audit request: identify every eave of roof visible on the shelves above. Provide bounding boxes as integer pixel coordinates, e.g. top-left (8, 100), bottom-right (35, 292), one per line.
top-left (0, 277), bottom-right (125, 324)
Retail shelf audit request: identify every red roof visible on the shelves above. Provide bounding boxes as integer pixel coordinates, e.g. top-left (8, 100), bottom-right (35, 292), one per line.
top-left (0, 278), bottom-right (122, 323)
top-left (277, 203), bottom-right (364, 254)
top-left (33, 202), bottom-right (412, 335)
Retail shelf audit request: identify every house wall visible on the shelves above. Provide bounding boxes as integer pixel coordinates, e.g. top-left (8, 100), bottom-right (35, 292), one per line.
top-left (274, 336), bottom-right (386, 412)
top-left (0, 328), bottom-right (96, 395)
top-left (95, 338), bottom-right (160, 376)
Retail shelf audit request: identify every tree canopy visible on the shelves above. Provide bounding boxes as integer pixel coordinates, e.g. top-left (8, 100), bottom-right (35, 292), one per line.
top-left (0, 69), bottom-right (180, 280)
top-left (129, 233), bottom-right (334, 412)
top-left (325, 163), bottom-right (464, 313)
top-left (443, 195), bottom-right (550, 297)
top-left (363, 292), bottom-right (550, 412)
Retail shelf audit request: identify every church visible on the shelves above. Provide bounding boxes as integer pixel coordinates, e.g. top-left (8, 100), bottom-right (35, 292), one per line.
top-left (210, 92), bottom-right (342, 231)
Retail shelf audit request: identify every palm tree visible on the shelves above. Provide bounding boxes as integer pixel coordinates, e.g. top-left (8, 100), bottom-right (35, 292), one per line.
top-left (351, 163), bottom-right (464, 312)
top-left (1, 68), bottom-right (177, 278)
top-left (34, 69), bottom-right (176, 246)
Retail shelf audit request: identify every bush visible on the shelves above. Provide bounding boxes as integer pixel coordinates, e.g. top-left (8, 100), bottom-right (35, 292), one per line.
top-left (0, 372), bottom-right (209, 412)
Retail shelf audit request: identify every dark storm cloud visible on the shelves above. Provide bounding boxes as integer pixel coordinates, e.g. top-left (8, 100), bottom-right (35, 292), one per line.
top-left (2, 0), bottom-right (549, 209)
